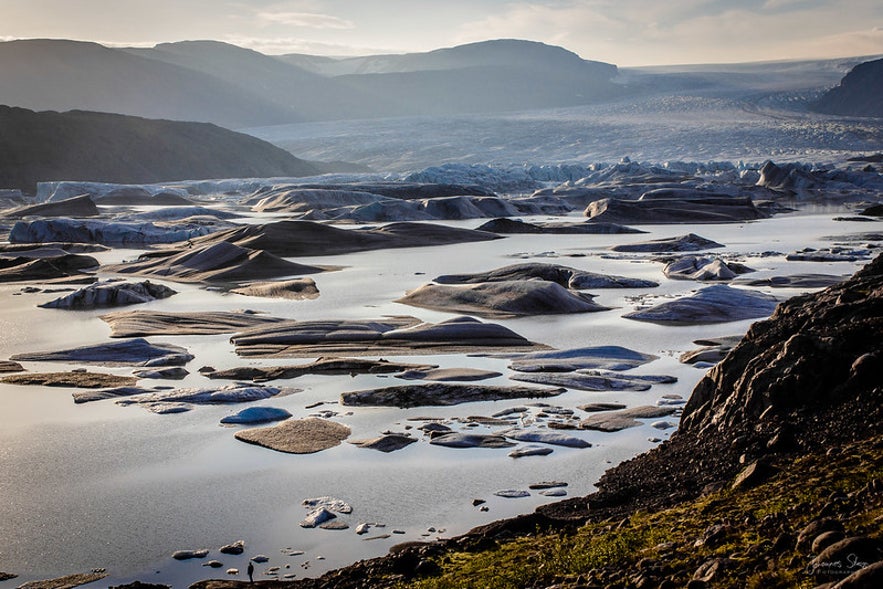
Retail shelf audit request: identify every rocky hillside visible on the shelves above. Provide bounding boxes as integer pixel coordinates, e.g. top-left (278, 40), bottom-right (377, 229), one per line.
top-left (812, 57), bottom-right (883, 117)
top-left (0, 106), bottom-right (321, 194)
top-left (179, 254), bottom-right (882, 588)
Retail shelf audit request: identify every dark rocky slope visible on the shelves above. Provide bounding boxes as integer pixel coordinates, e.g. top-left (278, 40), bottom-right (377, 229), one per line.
top-left (812, 57), bottom-right (883, 118)
top-left (0, 106), bottom-right (320, 194)
top-left (183, 254), bottom-right (882, 588)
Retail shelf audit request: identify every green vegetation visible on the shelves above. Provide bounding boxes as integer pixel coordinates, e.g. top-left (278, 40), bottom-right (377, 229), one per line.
top-left (403, 437), bottom-right (883, 589)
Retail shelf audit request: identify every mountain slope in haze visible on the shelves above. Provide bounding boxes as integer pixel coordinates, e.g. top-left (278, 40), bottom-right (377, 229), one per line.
top-left (330, 40), bottom-right (622, 115)
top-left (125, 41), bottom-right (397, 121)
top-left (0, 106), bottom-right (320, 194)
top-left (0, 38), bottom-right (621, 126)
top-left (0, 39), bottom-right (300, 128)
top-left (280, 39), bottom-right (616, 77)
top-left (812, 57), bottom-right (883, 117)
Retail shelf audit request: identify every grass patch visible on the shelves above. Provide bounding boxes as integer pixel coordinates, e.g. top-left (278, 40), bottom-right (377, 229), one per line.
top-left (402, 437), bottom-right (883, 589)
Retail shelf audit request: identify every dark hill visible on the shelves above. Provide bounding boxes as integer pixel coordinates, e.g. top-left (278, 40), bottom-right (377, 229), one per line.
top-left (812, 57), bottom-right (883, 117)
top-left (0, 106), bottom-right (320, 194)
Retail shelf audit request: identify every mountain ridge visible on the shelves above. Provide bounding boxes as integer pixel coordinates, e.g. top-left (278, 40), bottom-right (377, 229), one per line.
top-left (0, 105), bottom-right (321, 194)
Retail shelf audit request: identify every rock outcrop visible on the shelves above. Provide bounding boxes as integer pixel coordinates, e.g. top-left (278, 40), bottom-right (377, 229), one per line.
top-left (812, 57), bottom-right (883, 118)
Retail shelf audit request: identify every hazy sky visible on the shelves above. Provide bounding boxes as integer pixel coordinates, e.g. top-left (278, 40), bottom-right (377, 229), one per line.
top-left (1, 0), bottom-right (881, 66)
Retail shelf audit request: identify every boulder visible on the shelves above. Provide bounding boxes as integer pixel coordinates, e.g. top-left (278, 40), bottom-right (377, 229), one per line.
top-left (206, 357), bottom-right (437, 381)
top-left (234, 418), bottom-right (351, 454)
top-left (732, 273), bottom-right (847, 288)
top-left (350, 433), bottom-right (417, 452)
top-left (0, 249), bottom-right (98, 283)
top-left (104, 241), bottom-right (326, 284)
top-left (505, 430), bottom-right (591, 448)
top-left (302, 496), bottom-right (353, 514)
top-left (11, 338), bottom-right (193, 366)
top-left (509, 345), bottom-right (658, 373)
top-left (0, 360), bottom-right (24, 373)
top-left (229, 278), bottom-right (320, 300)
top-left (475, 217), bottom-right (644, 234)
top-left (610, 233), bottom-right (724, 253)
top-left (100, 310), bottom-right (286, 338)
top-left (9, 218), bottom-right (212, 246)
top-left (429, 433), bottom-right (515, 449)
top-left (1, 371), bottom-right (137, 389)
top-left (300, 507), bottom-right (337, 528)
top-left (39, 280), bottom-right (176, 310)
top-left (72, 386), bottom-right (151, 404)
top-left (577, 402), bottom-right (627, 412)
top-left (250, 188), bottom-right (390, 213)
top-left (396, 367), bottom-right (502, 382)
top-left (586, 196), bottom-right (767, 224)
top-left (511, 371), bottom-right (674, 392)
top-left (132, 367), bottom-right (189, 380)
top-left (434, 262), bottom-right (657, 289)
top-left (340, 383), bottom-right (565, 408)
top-left (116, 384), bottom-right (290, 408)
top-left (509, 445), bottom-right (554, 457)
top-left (231, 316), bottom-right (543, 358)
top-left (623, 285), bottom-right (778, 325)
top-left (396, 280), bottom-right (608, 318)
top-left (220, 407), bottom-right (293, 425)
top-left (1, 194), bottom-right (99, 219)
top-left (662, 256), bottom-right (754, 281)
top-left (186, 220), bottom-right (501, 257)
top-left (580, 406), bottom-right (677, 432)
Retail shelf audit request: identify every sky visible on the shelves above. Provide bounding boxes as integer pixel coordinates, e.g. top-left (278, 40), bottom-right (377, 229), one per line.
top-left (0, 0), bottom-right (881, 66)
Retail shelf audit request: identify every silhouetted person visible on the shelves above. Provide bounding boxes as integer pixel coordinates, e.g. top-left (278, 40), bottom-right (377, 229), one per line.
top-left (247, 560), bottom-right (254, 583)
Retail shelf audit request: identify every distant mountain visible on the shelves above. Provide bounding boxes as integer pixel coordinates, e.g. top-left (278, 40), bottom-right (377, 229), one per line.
top-left (125, 41), bottom-right (395, 121)
top-left (0, 38), bottom-right (622, 126)
top-left (326, 40), bottom-right (621, 115)
top-left (279, 39), bottom-right (616, 77)
top-left (812, 58), bottom-right (883, 117)
top-left (0, 39), bottom-right (300, 128)
top-left (0, 106), bottom-right (321, 194)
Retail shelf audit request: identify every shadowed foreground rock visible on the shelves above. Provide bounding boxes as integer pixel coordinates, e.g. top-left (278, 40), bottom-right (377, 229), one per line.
top-left (234, 418), bottom-right (350, 454)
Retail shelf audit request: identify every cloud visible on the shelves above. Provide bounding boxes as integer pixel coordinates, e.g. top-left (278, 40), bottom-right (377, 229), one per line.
top-left (222, 35), bottom-right (391, 56)
top-left (455, 0), bottom-right (883, 65)
top-left (257, 11), bottom-right (355, 30)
